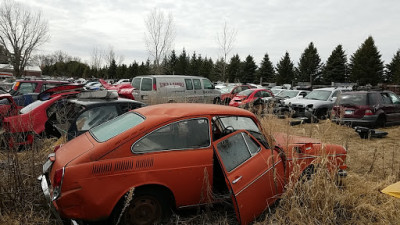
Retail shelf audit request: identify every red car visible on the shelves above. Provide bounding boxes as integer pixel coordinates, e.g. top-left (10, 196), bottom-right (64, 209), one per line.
top-left (2, 85), bottom-right (83, 148)
top-left (229, 88), bottom-right (274, 107)
top-left (10, 79), bottom-right (70, 95)
top-left (39, 103), bottom-right (347, 225)
top-left (332, 90), bottom-right (400, 128)
top-left (220, 85), bottom-right (254, 105)
top-left (99, 79), bottom-right (135, 100)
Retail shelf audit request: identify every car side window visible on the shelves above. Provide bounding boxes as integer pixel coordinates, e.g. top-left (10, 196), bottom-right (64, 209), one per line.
top-left (262, 91), bottom-right (271, 97)
top-left (132, 78), bottom-right (141, 90)
top-left (254, 91), bottom-right (262, 98)
top-left (132, 118), bottom-right (210, 153)
top-left (18, 82), bottom-right (37, 94)
top-left (141, 78), bottom-right (152, 91)
top-left (380, 93), bottom-right (392, 104)
top-left (185, 79), bottom-right (193, 90)
top-left (216, 132), bottom-right (259, 172)
top-left (193, 79), bottom-right (202, 90)
top-left (76, 105), bottom-right (119, 131)
top-left (388, 93), bottom-right (400, 104)
top-left (332, 91), bottom-right (340, 98)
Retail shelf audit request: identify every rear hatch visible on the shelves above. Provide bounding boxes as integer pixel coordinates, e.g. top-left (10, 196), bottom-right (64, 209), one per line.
top-left (334, 93), bottom-right (370, 119)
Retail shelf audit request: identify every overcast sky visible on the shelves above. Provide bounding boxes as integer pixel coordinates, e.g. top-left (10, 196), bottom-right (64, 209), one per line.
top-left (17, 0), bottom-right (400, 67)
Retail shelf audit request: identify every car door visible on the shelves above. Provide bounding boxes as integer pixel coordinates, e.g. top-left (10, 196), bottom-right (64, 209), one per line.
top-left (213, 130), bottom-right (285, 225)
top-left (387, 92), bottom-right (400, 122)
top-left (380, 92), bottom-right (395, 122)
top-left (192, 78), bottom-right (204, 102)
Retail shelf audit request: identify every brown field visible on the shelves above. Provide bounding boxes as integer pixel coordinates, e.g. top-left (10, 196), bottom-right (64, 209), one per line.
top-left (1, 114), bottom-right (400, 224)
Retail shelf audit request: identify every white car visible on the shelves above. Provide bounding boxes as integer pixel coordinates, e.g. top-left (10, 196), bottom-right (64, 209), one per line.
top-left (287, 87), bottom-right (350, 119)
top-left (276, 90), bottom-right (310, 105)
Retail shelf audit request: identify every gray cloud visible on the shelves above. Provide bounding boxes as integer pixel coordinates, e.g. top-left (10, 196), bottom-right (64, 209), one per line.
top-left (17, 0), bottom-right (400, 66)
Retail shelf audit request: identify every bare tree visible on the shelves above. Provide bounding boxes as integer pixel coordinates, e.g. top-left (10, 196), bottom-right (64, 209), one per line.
top-left (90, 47), bottom-right (104, 70)
top-left (0, 0), bottom-right (49, 77)
top-left (217, 21), bottom-right (237, 81)
top-left (144, 8), bottom-right (176, 74)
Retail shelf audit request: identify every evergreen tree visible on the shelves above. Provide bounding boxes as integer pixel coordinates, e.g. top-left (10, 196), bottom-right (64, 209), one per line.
top-left (212, 58), bottom-right (225, 81)
top-left (108, 59), bottom-right (117, 79)
top-left (227, 54), bottom-right (241, 83)
top-left (189, 52), bottom-right (202, 75)
top-left (241, 55), bottom-right (257, 84)
top-left (0, 44), bottom-right (9, 64)
top-left (258, 53), bottom-right (275, 83)
top-left (200, 57), bottom-right (214, 79)
top-left (165, 50), bottom-right (178, 75)
top-left (276, 52), bottom-right (295, 85)
top-left (176, 49), bottom-right (189, 74)
top-left (349, 36), bottom-right (384, 85)
top-left (116, 64), bottom-right (127, 79)
top-left (385, 49), bottom-right (400, 84)
top-left (322, 44), bottom-right (347, 84)
top-left (296, 42), bottom-right (322, 86)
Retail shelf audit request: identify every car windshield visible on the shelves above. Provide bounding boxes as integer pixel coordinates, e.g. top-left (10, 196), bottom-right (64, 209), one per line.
top-left (276, 90), bottom-right (298, 98)
top-left (219, 116), bottom-right (260, 132)
top-left (271, 89), bottom-right (283, 95)
top-left (337, 94), bottom-right (368, 106)
top-left (219, 86), bottom-right (234, 94)
top-left (237, 89), bottom-right (254, 97)
top-left (90, 112), bottom-right (145, 142)
top-left (304, 90), bottom-right (331, 101)
top-left (20, 100), bottom-right (47, 114)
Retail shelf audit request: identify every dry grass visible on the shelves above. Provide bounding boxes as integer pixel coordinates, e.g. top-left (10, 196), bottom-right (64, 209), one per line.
top-left (1, 113), bottom-right (400, 224)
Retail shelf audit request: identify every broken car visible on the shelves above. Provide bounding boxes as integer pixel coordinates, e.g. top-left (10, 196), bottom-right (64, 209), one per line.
top-left (39, 103), bottom-right (347, 225)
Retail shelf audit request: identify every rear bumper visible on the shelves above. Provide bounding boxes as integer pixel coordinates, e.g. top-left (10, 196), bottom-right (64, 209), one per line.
top-left (332, 115), bottom-right (378, 127)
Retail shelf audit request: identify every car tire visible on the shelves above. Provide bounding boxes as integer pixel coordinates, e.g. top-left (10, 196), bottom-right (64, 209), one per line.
top-left (213, 97), bottom-right (221, 104)
top-left (120, 189), bottom-right (171, 225)
top-left (375, 115), bottom-right (386, 128)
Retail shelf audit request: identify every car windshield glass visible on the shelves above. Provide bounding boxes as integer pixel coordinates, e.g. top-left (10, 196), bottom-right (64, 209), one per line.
top-left (338, 94), bottom-right (368, 105)
top-left (219, 116), bottom-right (260, 132)
top-left (90, 112), bottom-right (145, 142)
top-left (220, 86), bottom-right (234, 94)
top-left (304, 90), bottom-right (331, 101)
top-left (277, 90), bottom-right (298, 98)
top-left (237, 89), bottom-right (254, 97)
top-left (20, 100), bottom-right (47, 114)
top-left (271, 89), bottom-right (283, 95)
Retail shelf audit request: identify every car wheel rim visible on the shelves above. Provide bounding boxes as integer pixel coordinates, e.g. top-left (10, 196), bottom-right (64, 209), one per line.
top-left (125, 196), bottom-right (162, 225)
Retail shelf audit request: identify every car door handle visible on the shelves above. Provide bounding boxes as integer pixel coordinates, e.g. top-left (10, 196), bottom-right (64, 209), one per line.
top-left (232, 176), bottom-right (242, 184)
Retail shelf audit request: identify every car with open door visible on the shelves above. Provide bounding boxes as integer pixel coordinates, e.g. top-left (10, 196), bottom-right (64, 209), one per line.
top-left (39, 103), bottom-right (347, 225)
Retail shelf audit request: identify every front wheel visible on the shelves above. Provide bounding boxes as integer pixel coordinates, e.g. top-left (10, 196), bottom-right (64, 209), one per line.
top-left (121, 191), bottom-right (170, 225)
top-left (213, 97), bottom-right (221, 104)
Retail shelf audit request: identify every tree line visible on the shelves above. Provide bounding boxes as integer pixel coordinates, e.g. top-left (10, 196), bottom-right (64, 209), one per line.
top-left (37, 36), bottom-right (400, 86)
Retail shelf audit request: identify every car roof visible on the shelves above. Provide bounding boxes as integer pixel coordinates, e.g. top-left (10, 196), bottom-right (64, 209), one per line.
top-left (134, 103), bottom-right (255, 120)
top-left (16, 79), bottom-right (69, 83)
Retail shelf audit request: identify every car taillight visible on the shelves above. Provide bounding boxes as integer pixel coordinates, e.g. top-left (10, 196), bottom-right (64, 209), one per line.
top-left (53, 144), bottom-right (62, 153)
top-left (13, 81), bottom-right (20, 91)
top-left (52, 167), bottom-right (64, 200)
top-left (153, 78), bottom-right (157, 91)
top-left (365, 109), bottom-right (374, 116)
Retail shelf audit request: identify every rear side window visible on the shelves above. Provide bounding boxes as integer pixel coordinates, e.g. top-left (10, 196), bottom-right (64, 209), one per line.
top-left (132, 78), bottom-right (141, 90)
top-left (76, 105), bottom-right (119, 131)
top-left (41, 83), bottom-right (58, 92)
top-left (141, 78), bottom-right (152, 91)
top-left (193, 79), bottom-right (202, 90)
top-left (90, 112), bottom-right (145, 142)
top-left (18, 82), bottom-right (37, 94)
top-left (338, 94), bottom-right (368, 105)
top-left (185, 79), bottom-right (193, 90)
top-left (132, 118), bottom-right (210, 153)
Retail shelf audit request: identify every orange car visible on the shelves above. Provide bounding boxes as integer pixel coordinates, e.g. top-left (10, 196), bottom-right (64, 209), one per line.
top-left (39, 103), bottom-right (347, 225)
